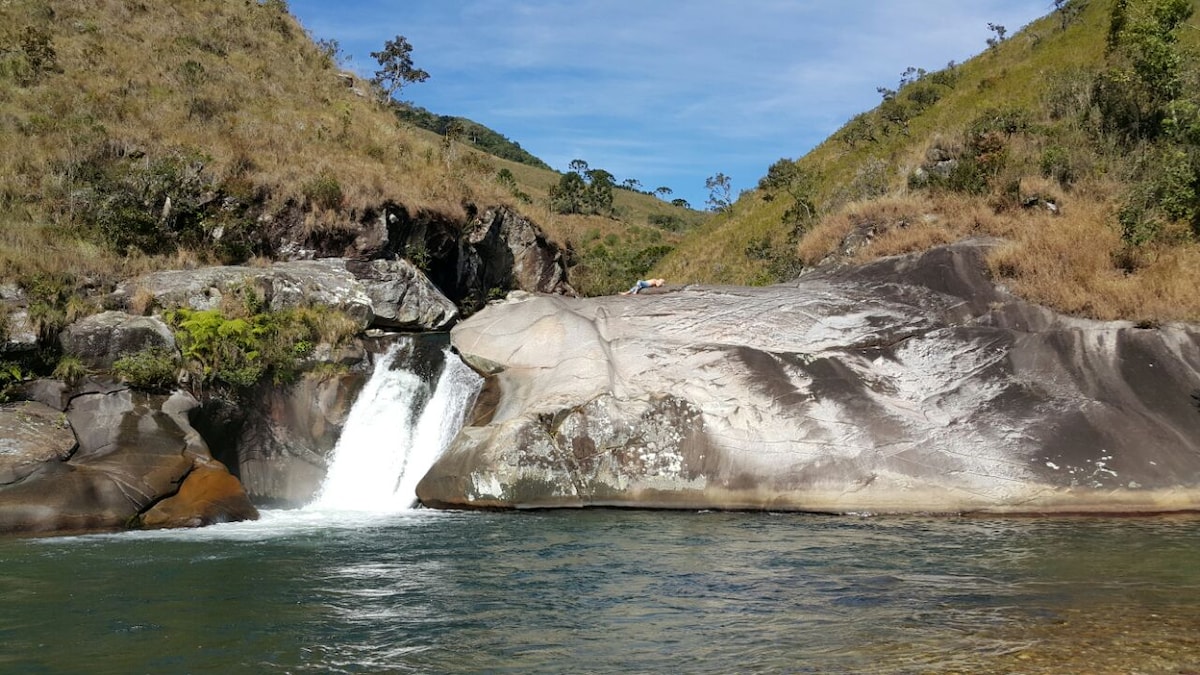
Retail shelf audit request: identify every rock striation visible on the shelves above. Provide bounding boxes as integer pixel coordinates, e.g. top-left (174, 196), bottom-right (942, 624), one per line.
top-left (418, 240), bottom-right (1200, 514)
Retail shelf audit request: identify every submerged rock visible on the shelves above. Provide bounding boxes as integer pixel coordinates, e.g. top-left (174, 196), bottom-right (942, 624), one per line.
top-left (419, 240), bottom-right (1200, 514)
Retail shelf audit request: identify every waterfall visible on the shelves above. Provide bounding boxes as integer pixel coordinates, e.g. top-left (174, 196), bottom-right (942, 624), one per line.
top-left (309, 341), bottom-right (482, 512)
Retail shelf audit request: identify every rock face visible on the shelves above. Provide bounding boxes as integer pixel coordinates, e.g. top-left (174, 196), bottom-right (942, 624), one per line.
top-left (58, 311), bottom-right (176, 369)
top-left (0, 383), bottom-right (258, 534)
top-left (211, 335), bottom-right (451, 507)
top-left (109, 257), bottom-right (456, 331)
top-left (418, 240), bottom-right (1200, 514)
top-left (222, 369), bottom-right (368, 507)
top-left (345, 259), bottom-right (458, 330)
top-left (455, 207), bottom-right (576, 308)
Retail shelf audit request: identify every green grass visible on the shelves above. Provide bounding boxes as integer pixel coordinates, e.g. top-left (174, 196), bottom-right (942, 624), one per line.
top-left (655, 0), bottom-right (1200, 323)
top-left (0, 0), bottom-right (703, 302)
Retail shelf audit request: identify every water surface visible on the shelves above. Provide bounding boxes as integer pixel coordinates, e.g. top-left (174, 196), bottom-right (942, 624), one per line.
top-left (2, 510), bottom-right (1199, 673)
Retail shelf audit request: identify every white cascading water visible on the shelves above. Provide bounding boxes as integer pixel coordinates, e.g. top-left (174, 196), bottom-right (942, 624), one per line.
top-left (309, 342), bottom-right (482, 512)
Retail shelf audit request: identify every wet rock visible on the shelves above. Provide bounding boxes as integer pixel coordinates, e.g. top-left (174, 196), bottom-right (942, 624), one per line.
top-left (0, 387), bottom-right (258, 535)
top-left (139, 461), bottom-right (259, 529)
top-left (221, 368), bottom-right (368, 507)
top-left (419, 240), bottom-right (1200, 514)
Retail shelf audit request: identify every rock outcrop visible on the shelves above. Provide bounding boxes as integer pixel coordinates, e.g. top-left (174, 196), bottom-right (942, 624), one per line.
top-left (109, 257), bottom-right (457, 331)
top-left (418, 240), bottom-right (1200, 514)
top-left (454, 207), bottom-right (576, 308)
top-left (0, 383), bottom-right (258, 534)
top-left (58, 311), bottom-right (176, 370)
top-left (219, 368), bottom-right (368, 507)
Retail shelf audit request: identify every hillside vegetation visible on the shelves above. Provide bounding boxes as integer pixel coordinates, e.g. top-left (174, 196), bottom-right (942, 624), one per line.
top-left (657, 0), bottom-right (1200, 323)
top-left (0, 0), bottom-right (701, 331)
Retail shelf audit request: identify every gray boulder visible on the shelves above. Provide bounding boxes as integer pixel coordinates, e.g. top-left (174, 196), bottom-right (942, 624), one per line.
top-left (1, 284), bottom-right (38, 355)
top-left (418, 240), bottom-right (1200, 514)
top-left (0, 401), bottom-right (75, 485)
top-left (346, 259), bottom-right (457, 330)
top-left (109, 259), bottom-right (375, 327)
top-left (59, 311), bottom-right (176, 369)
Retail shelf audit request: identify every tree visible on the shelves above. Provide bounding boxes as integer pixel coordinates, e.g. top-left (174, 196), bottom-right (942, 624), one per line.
top-left (758, 159), bottom-right (818, 228)
top-left (671, 198), bottom-right (691, 209)
top-left (1053, 0), bottom-right (1088, 31)
top-left (986, 23), bottom-right (1008, 50)
top-left (584, 169), bottom-right (615, 214)
top-left (568, 159), bottom-right (590, 175)
top-left (370, 35), bottom-right (429, 101)
top-left (549, 171), bottom-right (586, 214)
top-left (705, 173), bottom-right (733, 213)
top-left (654, 186), bottom-right (673, 198)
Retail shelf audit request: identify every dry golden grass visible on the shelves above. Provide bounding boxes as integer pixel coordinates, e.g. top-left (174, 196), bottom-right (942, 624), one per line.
top-left (1, 0), bottom-right (697, 299)
top-left (0, 0), bottom-right (526, 285)
top-left (656, 0), bottom-right (1200, 323)
top-left (796, 178), bottom-right (1200, 324)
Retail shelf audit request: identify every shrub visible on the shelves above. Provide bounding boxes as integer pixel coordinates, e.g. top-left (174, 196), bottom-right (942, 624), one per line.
top-left (648, 214), bottom-right (686, 232)
top-left (164, 304), bottom-right (360, 397)
top-left (0, 362), bottom-right (24, 403)
top-left (1040, 145), bottom-right (1077, 187)
top-left (112, 348), bottom-right (180, 391)
top-left (303, 172), bottom-right (344, 211)
top-left (51, 356), bottom-right (89, 386)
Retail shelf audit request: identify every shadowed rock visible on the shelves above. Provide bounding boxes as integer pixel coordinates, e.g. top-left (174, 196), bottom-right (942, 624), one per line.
top-left (0, 386), bottom-right (258, 535)
top-left (418, 240), bottom-right (1200, 514)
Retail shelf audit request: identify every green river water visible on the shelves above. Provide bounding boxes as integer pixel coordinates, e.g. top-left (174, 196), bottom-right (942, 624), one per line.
top-left (2, 509), bottom-right (1199, 673)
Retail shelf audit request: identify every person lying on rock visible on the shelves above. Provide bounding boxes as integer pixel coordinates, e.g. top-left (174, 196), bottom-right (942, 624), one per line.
top-left (620, 278), bottom-right (664, 295)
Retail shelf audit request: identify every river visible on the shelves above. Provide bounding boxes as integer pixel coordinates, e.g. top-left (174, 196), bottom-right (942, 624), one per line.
top-left (2, 509), bottom-right (1199, 673)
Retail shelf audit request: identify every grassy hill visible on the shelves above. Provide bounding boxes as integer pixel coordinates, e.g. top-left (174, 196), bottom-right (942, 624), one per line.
top-left (656, 0), bottom-right (1200, 323)
top-left (393, 103), bottom-right (552, 170)
top-left (0, 0), bottom-right (701, 333)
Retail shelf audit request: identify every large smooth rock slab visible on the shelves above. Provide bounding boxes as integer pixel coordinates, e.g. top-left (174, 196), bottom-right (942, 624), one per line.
top-left (418, 240), bottom-right (1200, 514)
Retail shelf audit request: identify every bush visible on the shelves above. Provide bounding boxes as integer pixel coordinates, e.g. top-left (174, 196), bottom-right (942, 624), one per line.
top-left (67, 147), bottom-right (213, 255)
top-left (1040, 145), bottom-right (1077, 187)
top-left (164, 303), bottom-right (360, 397)
top-left (0, 362), bottom-right (24, 403)
top-left (303, 172), bottom-right (344, 210)
top-left (648, 214), bottom-right (686, 232)
top-left (51, 356), bottom-right (89, 386)
top-left (112, 348), bottom-right (179, 391)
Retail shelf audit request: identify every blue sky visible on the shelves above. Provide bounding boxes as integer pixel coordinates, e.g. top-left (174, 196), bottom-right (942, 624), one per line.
top-left (288, 1), bottom-right (1051, 209)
